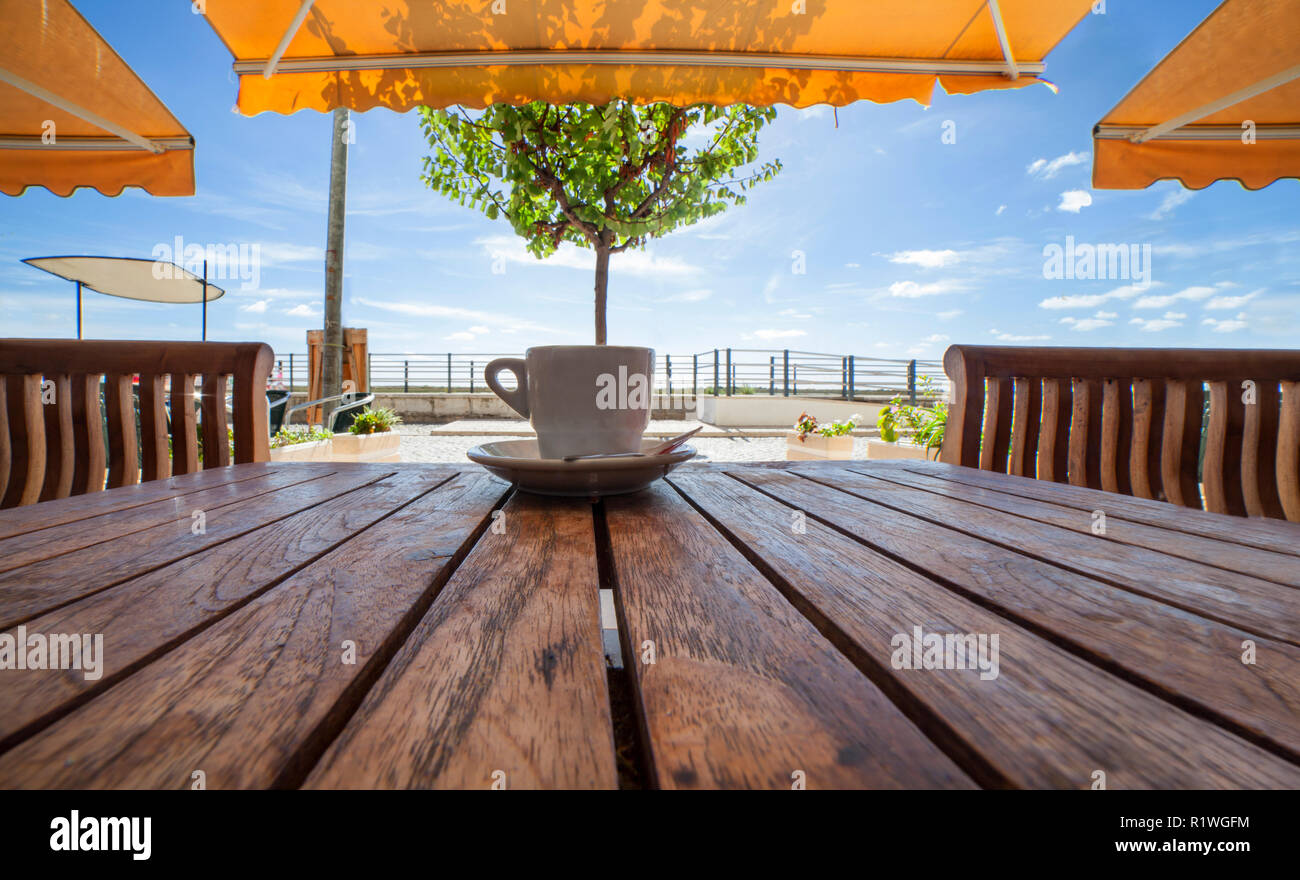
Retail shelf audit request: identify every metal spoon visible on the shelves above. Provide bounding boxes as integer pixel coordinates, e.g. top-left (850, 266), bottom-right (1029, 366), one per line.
top-left (562, 426), bottom-right (702, 462)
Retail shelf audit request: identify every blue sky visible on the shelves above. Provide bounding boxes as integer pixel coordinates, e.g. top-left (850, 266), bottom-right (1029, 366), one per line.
top-left (2, 0), bottom-right (1297, 361)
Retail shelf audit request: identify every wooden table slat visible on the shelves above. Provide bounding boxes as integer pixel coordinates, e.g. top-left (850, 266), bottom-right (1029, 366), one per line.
top-left (0, 466), bottom-right (339, 574)
top-left (894, 460), bottom-right (1300, 556)
top-left (862, 464), bottom-right (1300, 588)
top-left (0, 468), bottom-right (398, 630)
top-left (306, 492), bottom-right (617, 790)
top-left (603, 483), bottom-right (977, 790)
top-left (0, 467), bottom-right (459, 749)
top-left (0, 470), bottom-right (506, 789)
top-left (722, 469), bottom-right (1300, 764)
top-left (794, 467), bottom-right (1300, 645)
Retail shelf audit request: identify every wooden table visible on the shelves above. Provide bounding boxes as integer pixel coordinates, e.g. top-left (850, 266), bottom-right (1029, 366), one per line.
top-left (0, 459), bottom-right (1297, 790)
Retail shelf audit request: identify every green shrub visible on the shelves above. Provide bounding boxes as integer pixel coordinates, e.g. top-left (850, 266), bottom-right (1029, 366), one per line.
top-left (348, 407), bottom-right (402, 435)
top-left (270, 426), bottom-right (333, 449)
top-left (876, 376), bottom-right (947, 457)
top-left (792, 411), bottom-right (859, 440)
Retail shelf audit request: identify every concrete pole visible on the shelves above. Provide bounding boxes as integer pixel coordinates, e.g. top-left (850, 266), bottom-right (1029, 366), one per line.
top-left (322, 107), bottom-right (350, 428)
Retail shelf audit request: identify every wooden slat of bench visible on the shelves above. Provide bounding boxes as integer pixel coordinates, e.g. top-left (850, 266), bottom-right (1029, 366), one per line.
top-left (0, 462), bottom-right (311, 541)
top-left (0, 467), bottom-right (459, 749)
top-left (0, 468), bottom-right (396, 630)
top-left (0, 466), bottom-right (335, 573)
top-left (895, 459), bottom-right (1300, 556)
top-left (603, 483), bottom-right (976, 790)
top-left (731, 468), bottom-right (1300, 761)
top-left (0, 471), bottom-right (506, 789)
top-left (306, 492), bottom-right (616, 790)
top-left (818, 467), bottom-right (1300, 644)
top-left (677, 471), bottom-right (1300, 787)
top-left (866, 465), bottom-right (1300, 589)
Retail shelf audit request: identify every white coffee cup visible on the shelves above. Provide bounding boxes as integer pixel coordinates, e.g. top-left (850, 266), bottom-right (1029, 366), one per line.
top-left (485, 345), bottom-right (655, 460)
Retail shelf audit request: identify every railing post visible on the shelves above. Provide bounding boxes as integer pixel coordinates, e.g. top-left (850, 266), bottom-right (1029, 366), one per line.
top-left (848, 355), bottom-right (855, 401)
top-left (841, 356), bottom-right (847, 400)
top-left (713, 349), bottom-right (719, 396)
top-left (725, 348), bottom-right (732, 396)
top-left (666, 354), bottom-right (672, 396)
top-left (470, 361), bottom-right (475, 393)
top-left (769, 356), bottom-right (775, 395)
top-left (403, 359), bottom-right (409, 394)
top-left (908, 359), bottom-right (917, 405)
top-left (693, 354), bottom-right (698, 396)
top-left (288, 353), bottom-right (294, 391)
top-left (783, 349), bottom-right (790, 397)
top-left (447, 353), bottom-right (452, 393)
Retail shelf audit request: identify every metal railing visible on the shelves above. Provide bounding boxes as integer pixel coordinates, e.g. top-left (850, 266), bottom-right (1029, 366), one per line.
top-left (269, 349), bottom-right (946, 403)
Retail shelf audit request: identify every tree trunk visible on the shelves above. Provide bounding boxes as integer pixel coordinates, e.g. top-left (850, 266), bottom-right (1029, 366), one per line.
top-left (593, 243), bottom-right (610, 345)
top-left (322, 107), bottom-right (350, 427)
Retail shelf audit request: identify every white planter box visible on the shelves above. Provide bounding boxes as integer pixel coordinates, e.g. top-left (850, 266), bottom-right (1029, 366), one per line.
top-left (269, 439), bottom-right (333, 462)
top-left (331, 431), bottom-right (401, 462)
top-left (866, 438), bottom-right (935, 461)
top-left (786, 432), bottom-right (854, 461)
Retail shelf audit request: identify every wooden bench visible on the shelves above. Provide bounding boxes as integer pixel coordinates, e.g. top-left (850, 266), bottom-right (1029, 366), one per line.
top-left (0, 339), bottom-right (272, 508)
top-left (939, 345), bottom-right (1300, 521)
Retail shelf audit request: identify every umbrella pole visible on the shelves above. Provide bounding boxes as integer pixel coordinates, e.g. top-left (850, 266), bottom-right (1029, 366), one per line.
top-left (202, 258), bottom-right (207, 341)
top-left (75, 280), bottom-right (82, 339)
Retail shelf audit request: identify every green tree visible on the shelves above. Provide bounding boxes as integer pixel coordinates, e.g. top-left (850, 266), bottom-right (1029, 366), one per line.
top-left (418, 100), bottom-right (781, 344)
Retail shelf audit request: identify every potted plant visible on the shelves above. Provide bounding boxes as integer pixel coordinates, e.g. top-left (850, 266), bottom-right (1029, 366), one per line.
top-left (870, 378), bottom-right (947, 461)
top-left (331, 407), bottom-right (402, 462)
top-left (786, 411), bottom-right (859, 461)
top-left (269, 426), bottom-right (334, 462)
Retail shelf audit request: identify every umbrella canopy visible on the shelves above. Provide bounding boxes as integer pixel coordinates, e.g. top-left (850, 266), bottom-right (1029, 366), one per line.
top-left (0, 0), bottom-right (195, 196)
top-left (23, 256), bottom-right (225, 339)
top-left (202, 0), bottom-right (1095, 114)
top-left (1092, 0), bottom-right (1300, 190)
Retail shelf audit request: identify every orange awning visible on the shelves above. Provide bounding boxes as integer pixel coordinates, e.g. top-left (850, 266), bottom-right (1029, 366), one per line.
top-left (199, 0), bottom-right (1096, 115)
top-left (1093, 0), bottom-right (1300, 191)
top-left (0, 0), bottom-right (195, 197)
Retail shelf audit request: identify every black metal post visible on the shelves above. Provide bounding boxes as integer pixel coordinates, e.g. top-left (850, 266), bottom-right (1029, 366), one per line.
top-left (447, 353), bottom-right (452, 393)
top-left (713, 349), bottom-right (719, 396)
top-left (841, 356), bottom-right (847, 399)
top-left (848, 355), bottom-right (855, 401)
top-left (470, 361), bottom-right (475, 393)
top-left (201, 259), bottom-right (208, 341)
top-left (725, 348), bottom-right (732, 396)
top-left (793, 365), bottom-right (798, 395)
top-left (908, 359), bottom-right (917, 405)
top-left (404, 359), bottom-right (409, 393)
top-left (289, 353), bottom-right (294, 391)
top-left (75, 280), bottom-right (82, 339)
top-left (769, 356), bottom-right (775, 395)
top-left (665, 355), bottom-right (672, 396)
top-left (782, 349), bottom-right (789, 397)
top-left (692, 354), bottom-right (698, 396)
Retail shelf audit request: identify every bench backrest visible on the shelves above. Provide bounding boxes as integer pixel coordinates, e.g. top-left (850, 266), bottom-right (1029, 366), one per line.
top-left (1, 339), bottom-right (272, 508)
top-left (938, 345), bottom-right (1300, 521)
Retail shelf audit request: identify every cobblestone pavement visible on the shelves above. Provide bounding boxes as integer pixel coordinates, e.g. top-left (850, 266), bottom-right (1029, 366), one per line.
top-left (394, 424), bottom-right (874, 462)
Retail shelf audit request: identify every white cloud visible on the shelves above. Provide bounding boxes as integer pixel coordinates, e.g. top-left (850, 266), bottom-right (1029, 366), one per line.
top-left (777, 308), bottom-right (813, 319)
top-left (885, 249), bottom-right (961, 269)
top-left (1132, 285), bottom-right (1217, 309)
top-left (445, 331), bottom-right (475, 341)
top-left (1148, 187), bottom-right (1195, 220)
top-left (240, 299), bottom-right (270, 314)
top-left (1057, 190), bottom-right (1093, 213)
top-left (936, 309), bottom-right (964, 319)
top-left (886, 279), bottom-right (967, 298)
top-left (477, 235), bottom-right (696, 277)
top-left (922, 334), bottom-right (949, 343)
top-left (1204, 289), bottom-right (1261, 310)
top-left (1060, 310), bottom-right (1115, 331)
top-left (845, 262), bottom-right (861, 269)
top-left (468, 325), bottom-right (490, 334)
top-left (1129, 311), bottom-right (1186, 332)
top-left (661, 288), bottom-right (712, 302)
top-left (995, 205), bottom-right (1007, 216)
top-left (990, 329), bottom-right (1051, 342)
top-left (1038, 283), bottom-right (1156, 310)
top-left (751, 329), bottom-right (807, 340)
top-left (1027, 151), bottom-right (1089, 180)
top-left (1202, 312), bottom-right (1249, 332)
top-left (284, 303), bottom-right (320, 317)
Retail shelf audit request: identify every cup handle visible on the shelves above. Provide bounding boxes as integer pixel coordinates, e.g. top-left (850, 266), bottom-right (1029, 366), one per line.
top-left (484, 358), bottom-right (529, 418)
